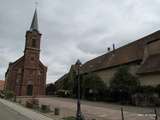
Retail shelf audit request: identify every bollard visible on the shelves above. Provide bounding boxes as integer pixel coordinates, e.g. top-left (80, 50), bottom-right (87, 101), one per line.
top-left (55, 107), bottom-right (60, 115)
top-left (121, 107), bottom-right (124, 120)
top-left (154, 108), bottom-right (158, 120)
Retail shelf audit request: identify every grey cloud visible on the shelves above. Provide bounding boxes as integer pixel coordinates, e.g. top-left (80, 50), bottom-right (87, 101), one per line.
top-left (1, 0), bottom-right (160, 83)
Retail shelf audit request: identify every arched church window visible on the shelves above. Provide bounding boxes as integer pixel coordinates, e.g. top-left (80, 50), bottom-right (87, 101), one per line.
top-left (32, 39), bottom-right (36, 47)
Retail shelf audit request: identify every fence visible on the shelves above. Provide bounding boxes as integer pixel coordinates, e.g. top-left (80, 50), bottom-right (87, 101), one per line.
top-left (119, 107), bottom-right (160, 120)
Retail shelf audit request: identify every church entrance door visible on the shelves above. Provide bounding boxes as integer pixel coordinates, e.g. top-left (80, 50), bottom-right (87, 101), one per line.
top-left (27, 85), bottom-right (33, 96)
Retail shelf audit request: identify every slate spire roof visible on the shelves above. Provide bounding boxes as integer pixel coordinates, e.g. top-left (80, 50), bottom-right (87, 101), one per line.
top-left (30, 9), bottom-right (38, 31)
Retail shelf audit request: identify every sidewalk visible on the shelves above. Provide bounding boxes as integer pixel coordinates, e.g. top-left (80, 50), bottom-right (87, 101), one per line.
top-left (0, 98), bottom-right (54, 120)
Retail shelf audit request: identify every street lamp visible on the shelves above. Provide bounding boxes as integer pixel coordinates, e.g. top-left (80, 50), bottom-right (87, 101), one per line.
top-left (75, 59), bottom-right (84, 120)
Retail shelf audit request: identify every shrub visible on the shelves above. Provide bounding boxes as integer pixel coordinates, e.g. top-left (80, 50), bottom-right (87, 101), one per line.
top-left (132, 85), bottom-right (159, 106)
top-left (46, 83), bottom-right (56, 95)
top-left (63, 117), bottom-right (76, 120)
top-left (155, 84), bottom-right (160, 97)
top-left (56, 90), bottom-right (72, 97)
top-left (40, 104), bottom-right (51, 113)
top-left (0, 90), bottom-right (5, 98)
top-left (4, 90), bottom-right (15, 100)
top-left (136, 85), bottom-right (155, 94)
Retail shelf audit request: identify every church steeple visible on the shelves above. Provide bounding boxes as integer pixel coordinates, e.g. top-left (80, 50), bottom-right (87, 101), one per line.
top-left (30, 9), bottom-right (38, 31)
top-left (24, 9), bottom-right (41, 53)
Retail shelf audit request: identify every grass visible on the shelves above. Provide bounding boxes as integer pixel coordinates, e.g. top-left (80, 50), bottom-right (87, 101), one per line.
top-left (63, 116), bottom-right (76, 120)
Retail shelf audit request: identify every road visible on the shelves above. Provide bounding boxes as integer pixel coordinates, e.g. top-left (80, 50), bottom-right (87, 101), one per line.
top-left (0, 102), bottom-right (31, 120)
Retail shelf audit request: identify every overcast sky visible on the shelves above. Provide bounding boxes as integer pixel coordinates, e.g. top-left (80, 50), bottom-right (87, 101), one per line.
top-left (0, 0), bottom-right (160, 83)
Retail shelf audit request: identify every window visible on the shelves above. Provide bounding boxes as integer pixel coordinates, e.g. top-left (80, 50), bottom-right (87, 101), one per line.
top-left (16, 75), bottom-right (21, 84)
top-left (27, 85), bottom-right (33, 96)
top-left (32, 39), bottom-right (36, 47)
top-left (31, 57), bottom-right (34, 61)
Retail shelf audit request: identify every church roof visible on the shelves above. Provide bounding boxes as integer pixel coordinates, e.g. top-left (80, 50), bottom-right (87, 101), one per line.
top-left (30, 9), bottom-right (38, 31)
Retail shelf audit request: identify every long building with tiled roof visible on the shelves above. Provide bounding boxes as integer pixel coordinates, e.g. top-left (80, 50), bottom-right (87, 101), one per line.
top-left (81, 30), bottom-right (160, 73)
top-left (56, 30), bottom-right (160, 88)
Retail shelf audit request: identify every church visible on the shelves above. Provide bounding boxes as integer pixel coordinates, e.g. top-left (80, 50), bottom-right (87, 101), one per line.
top-left (5, 9), bottom-right (47, 96)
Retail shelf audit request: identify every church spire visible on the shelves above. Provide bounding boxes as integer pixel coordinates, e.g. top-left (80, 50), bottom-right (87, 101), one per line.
top-left (30, 9), bottom-right (38, 31)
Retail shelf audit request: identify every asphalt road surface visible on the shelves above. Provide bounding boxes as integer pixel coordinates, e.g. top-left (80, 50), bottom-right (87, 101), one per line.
top-left (0, 102), bottom-right (31, 120)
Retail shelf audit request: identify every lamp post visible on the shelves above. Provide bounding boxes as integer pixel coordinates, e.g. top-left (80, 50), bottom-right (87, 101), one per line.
top-left (75, 59), bottom-right (84, 120)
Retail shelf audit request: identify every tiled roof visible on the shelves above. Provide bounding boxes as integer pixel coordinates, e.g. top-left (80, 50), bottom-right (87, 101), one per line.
top-left (81, 30), bottom-right (160, 73)
top-left (137, 54), bottom-right (160, 74)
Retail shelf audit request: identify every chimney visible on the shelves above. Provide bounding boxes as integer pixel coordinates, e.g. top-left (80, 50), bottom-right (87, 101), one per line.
top-left (113, 44), bottom-right (115, 51)
top-left (107, 47), bottom-right (111, 52)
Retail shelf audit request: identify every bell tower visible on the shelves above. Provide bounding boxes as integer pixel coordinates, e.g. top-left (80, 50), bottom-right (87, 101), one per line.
top-left (25, 9), bottom-right (40, 50)
top-left (22, 9), bottom-right (43, 96)
top-left (24, 9), bottom-right (41, 69)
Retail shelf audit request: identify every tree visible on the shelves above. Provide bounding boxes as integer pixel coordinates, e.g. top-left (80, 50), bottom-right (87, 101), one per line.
top-left (81, 73), bottom-right (107, 101)
top-left (46, 83), bottom-right (56, 95)
top-left (63, 66), bottom-right (77, 92)
top-left (4, 90), bottom-right (15, 100)
top-left (155, 84), bottom-right (160, 97)
top-left (110, 66), bottom-right (140, 103)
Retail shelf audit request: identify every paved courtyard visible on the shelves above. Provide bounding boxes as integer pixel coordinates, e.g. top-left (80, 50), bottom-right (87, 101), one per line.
top-left (19, 97), bottom-right (159, 120)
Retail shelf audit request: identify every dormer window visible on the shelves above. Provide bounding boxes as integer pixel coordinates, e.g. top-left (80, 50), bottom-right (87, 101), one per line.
top-left (32, 39), bottom-right (36, 47)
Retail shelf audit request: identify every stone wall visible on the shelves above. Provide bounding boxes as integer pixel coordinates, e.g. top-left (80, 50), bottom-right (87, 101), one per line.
top-left (95, 63), bottom-right (140, 86)
top-left (139, 74), bottom-right (160, 87)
